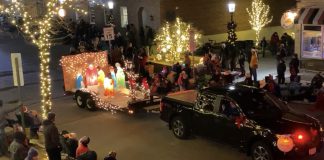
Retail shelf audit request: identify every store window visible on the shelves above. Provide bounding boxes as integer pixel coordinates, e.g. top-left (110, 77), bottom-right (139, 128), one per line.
top-left (120, 6), bottom-right (128, 28)
top-left (302, 25), bottom-right (323, 59)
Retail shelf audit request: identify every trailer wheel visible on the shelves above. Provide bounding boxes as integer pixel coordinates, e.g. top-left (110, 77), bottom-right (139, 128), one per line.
top-left (75, 91), bottom-right (85, 108)
top-left (171, 116), bottom-right (189, 139)
top-left (85, 95), bottom-right (96, 111)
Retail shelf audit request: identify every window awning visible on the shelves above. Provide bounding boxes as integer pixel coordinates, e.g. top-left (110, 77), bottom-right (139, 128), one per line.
top-left (295, 8), bottom-right (324, 25)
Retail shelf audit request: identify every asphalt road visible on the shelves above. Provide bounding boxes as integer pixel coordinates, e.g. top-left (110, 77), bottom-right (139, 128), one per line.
top-left (22, 96), bottom-right (322, 160)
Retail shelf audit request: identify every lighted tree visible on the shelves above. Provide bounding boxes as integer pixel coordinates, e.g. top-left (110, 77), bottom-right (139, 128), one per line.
top-left (154, 17), bottom-right (201, 62)
top-left (246, 0), bottom-right (273, 45)
top-left (0, 0), bottom-right (87, 118)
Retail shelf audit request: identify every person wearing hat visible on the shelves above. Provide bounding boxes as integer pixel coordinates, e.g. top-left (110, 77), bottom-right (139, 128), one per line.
top-left (104, 151), bottom-right (117, 160)
top-left (43, 112), bottom-right (61, 160)
top-left (0, 100), bottom-right (21, 156)
top-left (76, 136), bottom-right (90, 158)
top-left (8, 131), bottom-right (29, 160)
top-left (24, 147), bottom-right (38, 160)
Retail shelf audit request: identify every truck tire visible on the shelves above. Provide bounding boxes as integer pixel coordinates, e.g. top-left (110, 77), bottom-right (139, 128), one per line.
top-left (251, 141), bottom-right (274, 160)
top-left (85, 95), bottom-right (97, 111)
top-left (75, 91), bottom-right (85, 108)
top-left (171, 116), bottom-right (189, 139)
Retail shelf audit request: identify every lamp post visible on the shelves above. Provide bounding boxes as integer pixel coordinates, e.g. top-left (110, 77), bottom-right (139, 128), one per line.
top-left (228, 2), bottom-right (235, 22)
top-left (107, 1), bottom-right (114, 25)
top-left (227, 2), bottom-right (237, 45)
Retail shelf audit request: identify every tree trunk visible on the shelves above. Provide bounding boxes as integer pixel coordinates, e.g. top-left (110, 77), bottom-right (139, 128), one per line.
top-left (39, 45), bottom-right (52, 118)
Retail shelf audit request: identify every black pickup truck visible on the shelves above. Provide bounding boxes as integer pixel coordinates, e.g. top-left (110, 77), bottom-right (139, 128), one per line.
top-left (160, 85), bottom-right (323, 160)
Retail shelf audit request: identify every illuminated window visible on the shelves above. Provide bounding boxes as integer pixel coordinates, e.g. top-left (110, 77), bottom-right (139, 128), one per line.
top-left (120, 6), bottom-right (128, 28)
top-left (302, 25), bottom-right (323, 59)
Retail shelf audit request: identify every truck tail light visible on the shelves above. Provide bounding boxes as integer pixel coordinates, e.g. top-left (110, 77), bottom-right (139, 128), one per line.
top-left (292, 131), bottom-right (308, 145)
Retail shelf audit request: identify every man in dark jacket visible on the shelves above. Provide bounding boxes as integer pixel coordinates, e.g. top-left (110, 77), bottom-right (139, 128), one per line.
top-left (277, 59), bottom-right (286, 84)
top-left (43, 112), bottom-right (61, 160)
top-left (8, 131), bottom-right (29, 160)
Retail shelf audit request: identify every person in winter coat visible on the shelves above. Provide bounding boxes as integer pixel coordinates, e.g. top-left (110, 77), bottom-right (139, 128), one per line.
top-left (66, 133), bottom-right (78, 158)
top-left (8, 131), bottom-right (29, 160)
top-left (77, 150), bottom-right (97, 160)
top-left (249, 48), bottom-right (258, 83)
top-left (270, 32), bottom-right (280, 56)
top-left (277, 59), bottom-right (286, 84)
top-left (43, 112), bottom-right (61, 160)
top-left (76, 136), bottom-right (90, 158)
top-left (24, 147), bottom-right (38, 160)
top-left (0, 101), bottom-right (21, 156)
top-left (290, 54), bottom-right (299, 74)
top-left (260, 37), bottom-right (267, 58)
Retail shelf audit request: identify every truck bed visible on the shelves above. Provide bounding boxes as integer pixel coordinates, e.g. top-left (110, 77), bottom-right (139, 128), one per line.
top-left (164, 90), bottom-right (197, 107)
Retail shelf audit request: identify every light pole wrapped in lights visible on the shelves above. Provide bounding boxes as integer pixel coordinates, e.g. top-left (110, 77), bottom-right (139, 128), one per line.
top-left (107, 1), bottom-right (114, 25)
top-left (227, 2), bottom-right (237, 45)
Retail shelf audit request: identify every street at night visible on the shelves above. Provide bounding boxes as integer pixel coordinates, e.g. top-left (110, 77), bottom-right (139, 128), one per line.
top-left (1, 0), bottom-right (324, 160)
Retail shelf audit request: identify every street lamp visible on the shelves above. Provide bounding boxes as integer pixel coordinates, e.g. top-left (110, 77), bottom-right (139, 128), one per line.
top-left (228, 2), bottom-right (235, 22)
top-left (107, 1), bottom-right (114, 25)
top-left (226, 1), bottom-right (237, 61)
top-left (108, 1), bottom-right (114, 10)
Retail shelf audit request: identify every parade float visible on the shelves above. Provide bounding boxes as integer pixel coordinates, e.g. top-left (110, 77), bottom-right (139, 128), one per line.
top-left (60, 51), bottom-right (158, 113)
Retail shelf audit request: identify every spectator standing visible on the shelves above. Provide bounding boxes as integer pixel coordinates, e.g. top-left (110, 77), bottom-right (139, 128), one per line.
top-left (8, 131), bottom-right (29, 160)
top-left (24, 147), bottom-right (38, 160)
top-left (289, 53), bottom-right (300, 74)
top-left (43, 112), bottom-right (61, 160)
top-left (125, 43), bottom-right (134, 61)
top-left (238, 49), bottom-right (245, 77)
top-left (270, 32), bottom-right (280, 56)
top-left (0, 101), bottom-right (20, 156)
top-left (277, 59), bottom-right (286, 84)
top-left (249, 48), bottom-right (259, 83)
top-left (260, 37), bottom-right (267, 58)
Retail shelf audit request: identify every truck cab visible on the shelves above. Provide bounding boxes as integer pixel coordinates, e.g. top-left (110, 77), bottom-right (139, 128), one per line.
top-left (160, 85), bottom-right (323, 160)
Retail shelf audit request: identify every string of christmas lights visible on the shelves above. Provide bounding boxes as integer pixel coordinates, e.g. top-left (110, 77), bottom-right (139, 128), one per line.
top-left (0, 0), bottom-right (87, 118)
top-left (246, 0), bottom-right (273, 45)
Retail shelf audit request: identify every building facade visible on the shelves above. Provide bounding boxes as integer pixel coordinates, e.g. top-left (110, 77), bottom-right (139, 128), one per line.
top-left (160, 0), bottom-right (296, 42)
top-left (294, 0), bottom-right (324, 70)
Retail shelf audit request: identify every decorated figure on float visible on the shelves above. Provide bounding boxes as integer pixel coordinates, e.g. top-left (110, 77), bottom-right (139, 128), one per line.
top-left (75, 73), bottom-right (84, 89)
top-left (110, 66), bottom-right (117, 89)
top-left (104, 77), bottom-right (114, 97)
top-left (85, 64), bottom-right (98, 86)
top-left (115, 63), bottom-right (126, 89)
top-left (97, 66), bottom-right (105, 86)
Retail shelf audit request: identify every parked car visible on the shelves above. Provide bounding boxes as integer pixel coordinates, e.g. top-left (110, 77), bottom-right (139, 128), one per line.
top-left (160, 84), bottom-right (323, 160)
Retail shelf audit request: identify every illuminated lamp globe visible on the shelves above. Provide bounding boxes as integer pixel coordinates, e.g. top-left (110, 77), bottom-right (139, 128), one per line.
top-left (228, 2), bottom-right (236, 13)
top-left (277, 135), bottom-right (294, 153)
top-left (108, 1), bottom-right (114, 9)
top-left (58, 8), bottom-right (66, 17)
